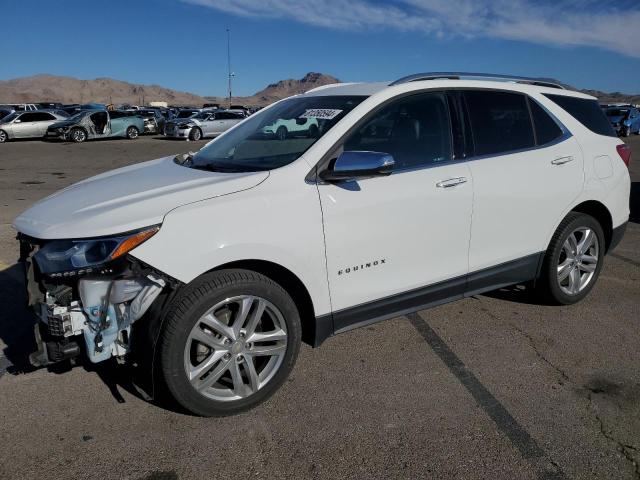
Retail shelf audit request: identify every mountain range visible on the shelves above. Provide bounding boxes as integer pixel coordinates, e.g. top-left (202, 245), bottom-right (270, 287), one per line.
top-left (0, 73), bottom-right (340, 107)
top-left (0, 72), bottom-right (637, 107)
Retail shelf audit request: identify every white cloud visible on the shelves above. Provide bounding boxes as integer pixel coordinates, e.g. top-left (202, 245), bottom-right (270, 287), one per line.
top-left (183, 0), bottom-right (640, 58)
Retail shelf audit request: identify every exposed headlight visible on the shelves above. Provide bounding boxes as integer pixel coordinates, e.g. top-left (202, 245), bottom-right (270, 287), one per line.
top-left (34, 226), bottom-right (159, 276)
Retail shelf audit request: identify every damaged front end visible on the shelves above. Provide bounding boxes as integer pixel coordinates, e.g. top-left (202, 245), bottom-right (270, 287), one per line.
top-left (19, 226), bottom-right (173, 368)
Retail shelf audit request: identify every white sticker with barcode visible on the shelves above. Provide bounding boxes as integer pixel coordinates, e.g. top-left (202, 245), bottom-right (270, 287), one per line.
top-left (299, 109), bottom-right (343, 120)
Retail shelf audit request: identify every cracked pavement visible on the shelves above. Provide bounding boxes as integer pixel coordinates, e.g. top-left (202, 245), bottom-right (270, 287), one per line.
top-left (0, 136), bottom-right (638, 479)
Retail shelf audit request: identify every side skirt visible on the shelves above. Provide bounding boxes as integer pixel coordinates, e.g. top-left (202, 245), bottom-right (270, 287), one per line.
top-left (313, 252), bottom-right (543, 346)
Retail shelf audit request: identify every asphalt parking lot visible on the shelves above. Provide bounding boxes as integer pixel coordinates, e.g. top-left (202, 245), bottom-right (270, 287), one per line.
top-left (0, 135), bottom-right (638, 480)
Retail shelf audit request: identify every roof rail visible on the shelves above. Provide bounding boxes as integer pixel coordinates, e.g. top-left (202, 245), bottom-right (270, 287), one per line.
top-left (389, 72), bottom-right (566, 90)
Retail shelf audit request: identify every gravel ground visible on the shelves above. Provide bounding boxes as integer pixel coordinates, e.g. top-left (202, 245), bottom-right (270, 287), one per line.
top-left (0, 134), bottom-right (638, 480)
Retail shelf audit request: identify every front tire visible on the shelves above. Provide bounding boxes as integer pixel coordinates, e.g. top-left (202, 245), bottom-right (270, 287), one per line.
top-left (189, 128), bottom-right (202, 141)
top-left (0, 130), bottom-right (7, 143)
top-left (70, 128), bottom-right (87, 143)
top-left (126, 126), bottom-right (139, 139)
top-left (160, 269), bottom-right (301, 417)
top-left (276, 126), bottom-right (288, 141)
top-left (623, 126), bottom-right (631, 137)
top-left (537, 212), bottom-right (605, 305)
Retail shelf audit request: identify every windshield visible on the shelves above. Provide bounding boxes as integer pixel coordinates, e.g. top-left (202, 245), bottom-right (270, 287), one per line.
top-left (189, 95), bottom-right (366, 172)
top-left (606, 109), bottom-right (628, 117)
top-left (0, 112), bottom-right (18, 123)
top-left (177, 110), bottom-right (197, 118)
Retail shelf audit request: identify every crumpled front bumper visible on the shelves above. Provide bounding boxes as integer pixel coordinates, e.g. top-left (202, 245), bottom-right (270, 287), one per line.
top-left (29, 275), bottom-right (166, 367)
top-left (20, 238), bottom-right (167, 367)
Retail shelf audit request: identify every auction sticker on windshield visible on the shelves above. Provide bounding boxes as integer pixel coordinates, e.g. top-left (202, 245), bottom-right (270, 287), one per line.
top-left (299, 109), bottom-right (343, 120)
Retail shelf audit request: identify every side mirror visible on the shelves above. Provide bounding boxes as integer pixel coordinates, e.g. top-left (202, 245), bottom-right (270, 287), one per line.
top-left (319, 151), bottom-right (394, 182)
top-left (13, 119), bottom-right (21, 123)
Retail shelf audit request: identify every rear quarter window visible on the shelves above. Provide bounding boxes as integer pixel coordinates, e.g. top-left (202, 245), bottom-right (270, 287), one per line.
top-left (464, 90), bottom-right (535, 156)
top-left (544, 94), bottom-right (616, 137)
top-left (529, 99), bottom-right (564, 145)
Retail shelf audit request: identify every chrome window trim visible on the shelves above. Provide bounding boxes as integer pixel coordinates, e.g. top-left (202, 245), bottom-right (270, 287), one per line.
top-left (310, 87), bottom-right (574, 184)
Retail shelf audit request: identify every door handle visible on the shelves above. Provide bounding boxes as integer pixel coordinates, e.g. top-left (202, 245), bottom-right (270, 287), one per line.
top-left (436, 177), bottom-right (467, 188)
top-left (551, 156), bottom-right (574, 165)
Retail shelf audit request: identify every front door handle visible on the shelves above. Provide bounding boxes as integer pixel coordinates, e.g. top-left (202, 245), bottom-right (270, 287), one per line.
top-left (436, 177), bottom-right (467, 188)
top-left (551, 156), bottom-right (574, 165)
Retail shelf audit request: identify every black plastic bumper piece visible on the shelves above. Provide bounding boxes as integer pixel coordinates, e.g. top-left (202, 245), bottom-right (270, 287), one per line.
top-left (609, 221), bottom-right (628, 253)
top-left (29, 323), bottom-right (81, 367)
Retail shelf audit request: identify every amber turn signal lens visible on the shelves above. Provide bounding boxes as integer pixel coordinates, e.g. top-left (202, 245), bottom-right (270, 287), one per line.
top-left (110, 227), bottom-right (159, 260)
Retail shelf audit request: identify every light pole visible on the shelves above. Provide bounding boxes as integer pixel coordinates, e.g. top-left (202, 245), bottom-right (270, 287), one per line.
top-left (226, 28), bottom-right (234, 109)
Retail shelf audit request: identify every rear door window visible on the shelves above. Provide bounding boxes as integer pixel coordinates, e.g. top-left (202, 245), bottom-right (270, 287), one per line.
top-left (544, 94), bottom-right (616, 137)
top-left (529, 99), bottom-right (564, 146)
top-left (464, 90), bottom-right (535, 156)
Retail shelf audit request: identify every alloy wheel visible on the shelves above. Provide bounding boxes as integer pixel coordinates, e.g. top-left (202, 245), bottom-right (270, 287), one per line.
top-left (0, 130), bottom-right (6, 142)
top-left (72, 129), bottom-right (86, 142)
top-left (557, 227), bottom-right (599, 295)
top-left (183, 295), bottom-right (288, 402)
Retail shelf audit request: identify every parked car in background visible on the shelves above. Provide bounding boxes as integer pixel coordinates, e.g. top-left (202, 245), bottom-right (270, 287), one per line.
top-left (604, 105), bottom-right (640, 137)
top-left (37, 102), bottom-right (64, 110)
top-left (136, 109), bottom-right (167, 134)
top-left (46, 109), bottom-right (144, 143)
top-left (164, 110), bottom-right (244, 140)
top-left (174, 108), bottom-right (201, 119)
top-left (0, 110), bottom-right (68, 143)
top-left (262, 116), bottom-right (320, 140)
top-left (0, 108), bottom-right (14, 121)
top-left (0, 103), bottom-right (39, 111)
top-left (229, 104), bottom-right (250, 117)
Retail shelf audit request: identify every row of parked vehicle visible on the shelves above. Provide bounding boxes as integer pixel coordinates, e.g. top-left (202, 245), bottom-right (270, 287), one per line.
top-left (601, 103), bottom-right (640, 137)
top-left (0, 102), bottom-right (258, 143)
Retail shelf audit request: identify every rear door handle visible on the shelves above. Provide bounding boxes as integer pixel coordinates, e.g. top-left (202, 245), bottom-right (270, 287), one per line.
top-left (551, 156), bottom-right (574, 165)
top-left (436, 177), bottom-right (467, 188)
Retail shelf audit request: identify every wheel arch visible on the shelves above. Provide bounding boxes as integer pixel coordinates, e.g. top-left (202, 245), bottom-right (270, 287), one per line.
top-left (569, 200), bottom-right (613, 252)
top-left (208, 259), bottom-right (323, 347)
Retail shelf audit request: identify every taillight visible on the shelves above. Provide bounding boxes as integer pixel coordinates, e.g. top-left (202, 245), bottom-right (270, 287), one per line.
top-left (616, 144), bottom-right (631, 168)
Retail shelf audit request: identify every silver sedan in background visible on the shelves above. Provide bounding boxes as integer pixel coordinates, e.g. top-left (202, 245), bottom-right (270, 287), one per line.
top-left (164, 110), bottom-right (244, 141)
top-left (0, 110), bottom-right (68, 143)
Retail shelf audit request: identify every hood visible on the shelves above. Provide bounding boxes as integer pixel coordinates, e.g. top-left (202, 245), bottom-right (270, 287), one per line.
top-left (13, 156), bottom-right (269, 239)
top-left (169, 118), bottom-right (199, 126)
top-left (607, 115), bottom-right (624, 124)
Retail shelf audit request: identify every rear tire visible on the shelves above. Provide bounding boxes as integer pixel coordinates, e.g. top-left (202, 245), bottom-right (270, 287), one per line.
top-left (70, 128), bottom-right (87, 143)
top-left (536, 212), bottom-right (605, 305)
top-left (126, 126), bottom-right (139, 139)
top-left (159, 269), bottom-right (301, 417)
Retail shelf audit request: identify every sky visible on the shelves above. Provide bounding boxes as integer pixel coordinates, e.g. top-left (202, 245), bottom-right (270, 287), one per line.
top-left (1, 0), bottom-right (639, 96)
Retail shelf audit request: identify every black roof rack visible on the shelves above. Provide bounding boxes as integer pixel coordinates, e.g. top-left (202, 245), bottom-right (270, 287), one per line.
top-left (389, 72), bottom-right (565, 90)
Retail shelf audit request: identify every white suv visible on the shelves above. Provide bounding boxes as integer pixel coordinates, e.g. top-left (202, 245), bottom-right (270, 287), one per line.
top-left (13, 73), bottom-right (631, 416)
